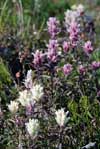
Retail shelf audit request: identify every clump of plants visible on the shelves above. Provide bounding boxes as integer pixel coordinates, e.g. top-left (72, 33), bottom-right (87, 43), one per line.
top-left (0, 4), bottom-right (100, 149)
top-left (0, 58), bottom-right (18, 103)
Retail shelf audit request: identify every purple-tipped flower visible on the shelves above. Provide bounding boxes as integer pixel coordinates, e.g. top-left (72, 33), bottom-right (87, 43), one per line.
top-left (47, 39), bottom-right (58, 62)
top-left (91, 61), bottom-right (100, 70)
top-left (63, 64), bottom-right (73, 75)
top-left (47, 17), bottom-right (60, 38)
top-left (78, 65), bottom-right (86, 74)
top-left (83, 41), bottom-right (93, 55)
top-left (47, 39), bottom-right (58, 50)
top-left (26, 105), bottom-right (33, 116)
top-left (33, 50), bottom-right (43, 67)
top-left (63, 41), bottom-right (70, 53)
top-left (68, 21), bottom-right (80, 47)
top-left (24, 70), bottom-right (33, 89)
top-left (15, 116), bottom-right (24, 126)
top-left (47, 51), bottom-right (57, 62)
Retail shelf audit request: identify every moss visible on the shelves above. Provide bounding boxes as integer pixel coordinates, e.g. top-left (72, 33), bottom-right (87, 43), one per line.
top-left (0, 58), bottom-right (11, 85)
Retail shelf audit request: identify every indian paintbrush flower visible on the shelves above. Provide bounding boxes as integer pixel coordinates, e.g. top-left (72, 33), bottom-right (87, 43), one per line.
top-left (91, 61), bottom-right (100, 70)
top-left (83, 41), bottom-right (93, 55)
top-left (47, 39), bottom-right (58, 62)
top-left (78, 65), bottom-right (86, 74)
top-left (63, 64), bottom-right (73, 76)
top-left (8, 101), bottom-right (19, 113)
top-left (17, 90), bottom-right (33, 107)
top-left (63, 41), bottom-right (70, 53)
top-left (47, 17), bottom-right (60, 38)
top-left (30, 84), bottom-right (43, 102)
top-left (24, 69), bottom-right (33, 89)
top-left (33, 50), bottom-right (43, 67)
top-left (55, 108), bottom-right (70, 127)
top-left (25, 119), bottom-right (39, 137)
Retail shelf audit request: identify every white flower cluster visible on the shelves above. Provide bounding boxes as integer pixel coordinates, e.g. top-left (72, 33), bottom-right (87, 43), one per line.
top-left (8, 101), bottom-right (19, 113)
top-left (24, 70), bottom-right (33, 89)
top-left (17, 90), bottom-right (32, 107)
top-left (65, 4), bottom-right (85, 26)
top-left (71, 4), bottom-right (85, 15)
top-left (55, 108), bottom-right (70, 127)
top-left (25, 118), bottom-right (39, 136)
top-left (16, 70), bottom-right (44, 107)
top-left (17, 84), bottom-right (43, 107)
top-left (7, 70), bottom-right (43, 112)
top-left (30, 84), bottom-right (43, 102)
top-left (65, 10), bottom-right (79, 26)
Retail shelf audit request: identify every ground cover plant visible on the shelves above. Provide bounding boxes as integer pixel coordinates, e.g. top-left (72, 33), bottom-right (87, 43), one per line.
top-left (0, 2), bottom-right (100, 149)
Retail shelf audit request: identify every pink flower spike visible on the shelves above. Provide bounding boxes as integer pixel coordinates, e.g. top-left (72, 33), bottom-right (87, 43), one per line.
top-left (78, 65), bottom-right (86, 74)
top-left (63, 41), bottom-right (70, 53)
top-left (47, 17), bottom-right (60, 38)
top-left (83, 41), bottom-right (93, 55)
top-left (63, 64), bottom-right (73, 75)
top-left (91, 61), bottom-right (100, 70)
top-left (33, 50), bottom-right (43, 67)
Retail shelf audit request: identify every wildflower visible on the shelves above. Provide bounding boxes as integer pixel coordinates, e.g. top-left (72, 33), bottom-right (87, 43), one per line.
top-left (78, 65), bottom-right (86, 74)
top-left (91, 61), bottom-right (100, 70)
top-left (55, 108), bottom-right (70, 127)
top-left (68, 21), bottom-right (80, 47)
top-left (47, 17), bottom-right (60, 38)
top-left (72, 4), bottom-right (85, 15)
top-left (63, 64), bottom-right (73, 76)
top-left (47, 39), bottom-right (58, 62)
top-left (83, 41), bottom-right (93, 55)
top-left (15, 116), bottom-right (23, 126)
top-left (25, 119), bottom-right (39, 136)
top-left (65, 10), bottom-right (79, 26)
top-left (33, 50), bottom-right (43, 67)
top-left (24, 70), bottom-right (33, 89)
top-left (47, 39), bottom-right (58, 50)
top-left (77, 4), bottom-right (85, 15)
top-left (63, 41), bottom-right (70, 53)
top-left (47, 51), bottom-right (57, 62)
top-left (26, 105), bottom-right (33, 116)
top-left (31, 84), bottom-right (43, 102)
top-left (26, 69), bottom-right (32, 79)
top-left (8, 101), bottom-right (19, 113)
top-left (17, 90), bottom-right (33, 107)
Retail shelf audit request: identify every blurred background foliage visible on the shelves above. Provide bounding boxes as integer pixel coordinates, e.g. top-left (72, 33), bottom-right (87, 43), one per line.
top-left (0, 0), bottom-right (100, 43)
top-left (0, 0), bottom-right (70, 37)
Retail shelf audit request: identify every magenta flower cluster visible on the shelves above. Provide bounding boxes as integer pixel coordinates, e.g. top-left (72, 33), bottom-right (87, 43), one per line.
top-left (63, 64), bottom-right (73, 76)
top-left (47, 39), bottom-right (58, 62)
top-left (91, 61), bottom-right (100, 70)
top-left (78, 65), bottom-right (86, 74)
top-left (83, 41), bottom-right (93, 55)
top-left (68, 21), bottom-right (80, 47)
top-left (33, 17), bottom-right (96, 78)
top-left (47, 17), bottom-right (60, 38)
top-left (63, 41), bottom-right (70, 53)
top-left (33, 50), bottom-right (43, 67)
